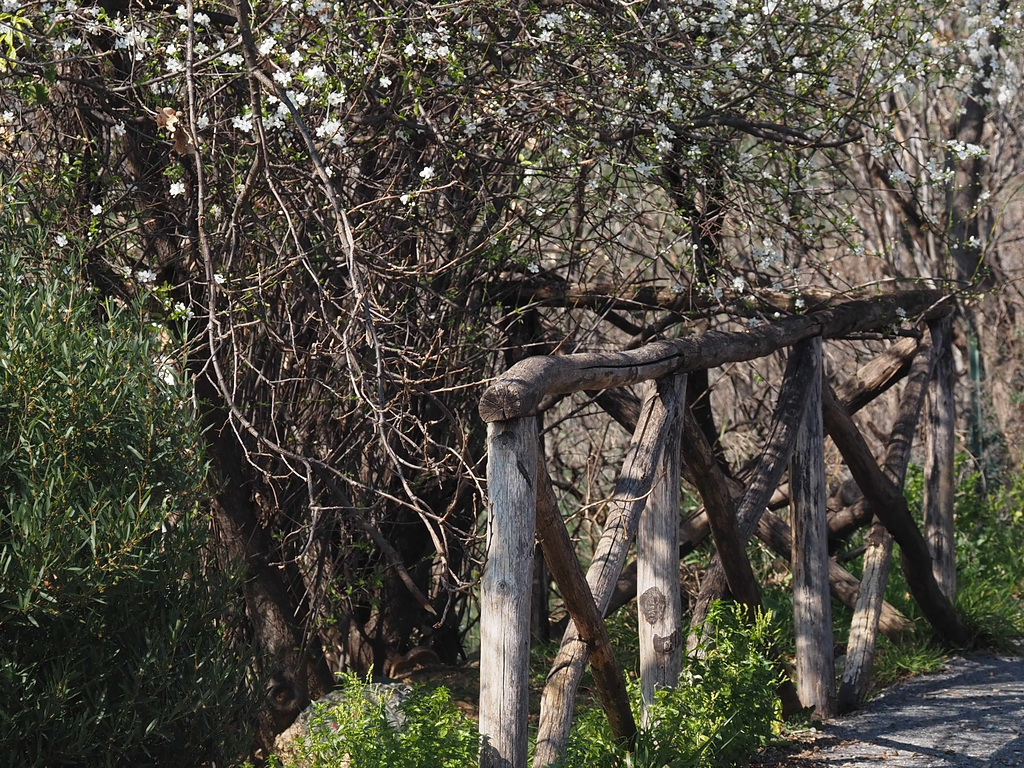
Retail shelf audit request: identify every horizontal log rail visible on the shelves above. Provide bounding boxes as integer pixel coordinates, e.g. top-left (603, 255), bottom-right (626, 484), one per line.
top-left (480, 290), bottom-right (951, 422)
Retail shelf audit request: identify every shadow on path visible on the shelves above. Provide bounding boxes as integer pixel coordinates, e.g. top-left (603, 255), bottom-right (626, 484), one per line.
top-left (756, 654), bottom-right (1024, 768)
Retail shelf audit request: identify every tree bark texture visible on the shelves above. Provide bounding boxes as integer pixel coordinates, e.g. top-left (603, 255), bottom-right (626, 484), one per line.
top-left (754, 510), bottom-right (913, 639)
top-left (480, 291), bottom-right (952, 422)
top-left (834, 335), bottom-right (921, 414)
top-left (533, 375), bottom-right (684, 768)
top-left (790, 337), bottom-right (836, 719)
top-left (638, 374), bottom-right (686, 721)
top-left (681, 405), bottom-right (762, 627)
top-left (836, 520), bottom-right (893, 713)
top-left (923, 316), bottom-right (956, 601)
top-left (480, 418), bottom-right (538, 768)
top-left (196, 380), bottom-right (334, 746)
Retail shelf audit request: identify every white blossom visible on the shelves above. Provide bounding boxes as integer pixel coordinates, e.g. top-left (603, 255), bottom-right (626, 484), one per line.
top-left (304, 65), bottom-right (327, 84)
top-left (169, 181), bottom-right (186, 196)
top-left (232, 113), bottom-right (253, 132)
top-left (419, 165), bottom-right (435, 180)
top-left (136, 269), bottom-right (157, 284)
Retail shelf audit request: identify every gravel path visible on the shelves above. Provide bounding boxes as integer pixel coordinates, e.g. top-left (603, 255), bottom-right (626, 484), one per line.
top-left (757, 653), bottom-right (1024, 768)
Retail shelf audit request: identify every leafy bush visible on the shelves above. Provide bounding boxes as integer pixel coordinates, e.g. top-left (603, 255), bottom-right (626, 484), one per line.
top-left (948, 458), bottom-right (1024, 646)
top-left (559, 602), bottom-right (782, 768)
top-left (902, 455), bottom-right (1024, 647)
top-left (0, 254), bottom-right (253, 766)
top-left (269, 674), bottom-right (478, 768)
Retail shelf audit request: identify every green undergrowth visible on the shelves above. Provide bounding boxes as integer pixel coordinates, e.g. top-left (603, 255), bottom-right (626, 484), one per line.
top-left (268, 603), bottom-right (781, 768)
top-left (267, 457), bottom-right (1023, 767)
top-left (266, 677), bottom-right (479, 768)
top-left (838, 455), bottom-right (1024, 692)
top-left (557, 601), bottom-right (782, 768)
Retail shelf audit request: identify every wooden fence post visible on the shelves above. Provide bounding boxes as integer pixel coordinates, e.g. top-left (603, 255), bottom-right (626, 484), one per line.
top-left (479, 417), bottom-right (538, 768)
top-left (638, 373), bottom-right (686, 722)
top-left (535, 461), bottom-right (636, 747)
top-left (821, 361), bottom-right (970, 646)
top-left (533, 374), bottom-right (684, 768)
top-left (686, 341), bottom-right (817, 649)
top-left (924, 315), bottom-right (956, 601)
top-left (790, 336), bottom-right (836, 719)
top-left (837, 335), bottom-right (934, 712)
top-left (755, 509), bottom-right (913, 639)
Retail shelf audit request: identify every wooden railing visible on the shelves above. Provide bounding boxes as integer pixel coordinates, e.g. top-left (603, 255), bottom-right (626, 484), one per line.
top-left (476, 289), bottom-right (962, 768)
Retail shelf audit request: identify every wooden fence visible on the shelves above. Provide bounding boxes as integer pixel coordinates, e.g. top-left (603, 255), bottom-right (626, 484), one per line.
top-left (476, 289), bottom-right (964, 768)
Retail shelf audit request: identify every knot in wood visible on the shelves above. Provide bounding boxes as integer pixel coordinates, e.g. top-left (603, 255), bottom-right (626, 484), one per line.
top-left (653, 630), bottom-right (678, 654)
top-left (639, 586), bottom-right (666, 626)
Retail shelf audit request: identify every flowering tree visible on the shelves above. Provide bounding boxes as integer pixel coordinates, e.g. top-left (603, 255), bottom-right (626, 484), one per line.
top-left (837, 0), bottom-right (1024, 468)
top-left (1, 0), bottom-right (1020, 751)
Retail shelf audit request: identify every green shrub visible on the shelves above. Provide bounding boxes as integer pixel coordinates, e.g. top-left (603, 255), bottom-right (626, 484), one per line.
top-left (902, 455), bottom-right (1024, 647)
top-left (0, 256), bottom-right (253, 766)
top-left (950, 458), bottom-right (1024, 646)
top-left (559, 601), bottom-right (782, 768)
top-left (269, 674), bottom-right (478, 768)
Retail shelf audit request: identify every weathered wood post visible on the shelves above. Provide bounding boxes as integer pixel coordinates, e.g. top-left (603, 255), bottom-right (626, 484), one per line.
top-left (790, 336), bottom-right (836, 719)
top-left (638, 373), bottom-right (686, 722)
top-left (837, 336), bottom-right (933, 712)
top-left (837, 520), bottom-right (893, 713)
top-left (533, 375), bottom-right (684, 768)
top-left (924, 315), bottom-right (956, 601)
top-left (479, 417), bottom-right (538, 768)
